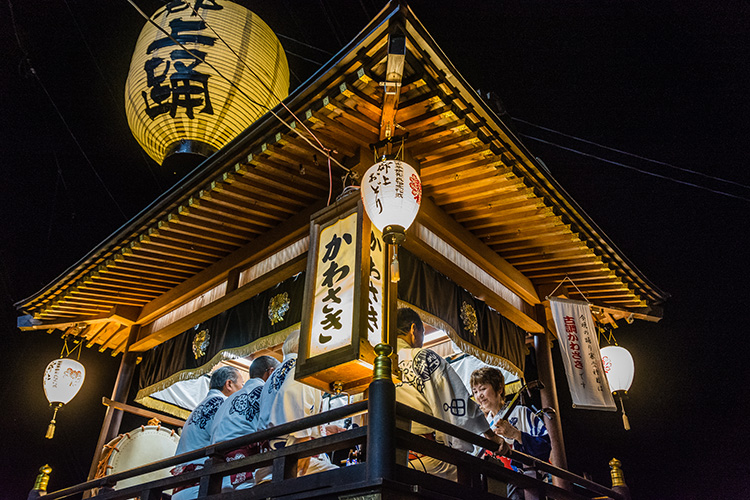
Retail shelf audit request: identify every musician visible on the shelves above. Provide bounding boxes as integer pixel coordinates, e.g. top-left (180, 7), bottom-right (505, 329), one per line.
top-left (471, 366), bottom-right (551, 499)
top-left (209, 355), bottom-right (280, 491)
top-left (171, 366), bottom-right (242, 500)
top-left (254, 330), bottom-right (341, 482)
top-left (395, 307), bottom-right (510, 481)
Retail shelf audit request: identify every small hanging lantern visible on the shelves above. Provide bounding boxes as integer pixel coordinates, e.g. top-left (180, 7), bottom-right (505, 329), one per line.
top-left (43, 337), bottom-right (86, 439)
top-left (601, 345), bottom-right (635, 430)
top-left (360, 159), bottom-right (422, 245)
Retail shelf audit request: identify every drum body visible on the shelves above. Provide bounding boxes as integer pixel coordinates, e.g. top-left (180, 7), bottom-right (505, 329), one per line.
top-left (103, 424), bottom-right (180, 490)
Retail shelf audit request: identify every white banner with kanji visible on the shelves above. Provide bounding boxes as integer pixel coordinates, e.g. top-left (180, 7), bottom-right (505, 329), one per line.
top-left (549, 297), bottom-right (616, 411)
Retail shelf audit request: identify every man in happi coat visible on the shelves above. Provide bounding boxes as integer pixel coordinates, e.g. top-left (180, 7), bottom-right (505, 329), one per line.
top-left (209, 355), bottom-right (280, 491)
top-left (170, 366), bottom-right (242, 500)
top-left (395, 307), bottom-right (510, 481)
top-left (254, 330), bottom-right (342, 482)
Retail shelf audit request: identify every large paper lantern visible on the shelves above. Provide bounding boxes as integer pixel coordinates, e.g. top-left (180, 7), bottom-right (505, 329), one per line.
top-left (361, 159), bottom-right (422, 244)
top-left (43, 358), bottom-right (86, 439)
top-left (125, 0), bottom-right (289, 165)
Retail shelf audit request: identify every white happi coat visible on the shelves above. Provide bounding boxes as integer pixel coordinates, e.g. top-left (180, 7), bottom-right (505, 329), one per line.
top-left (210, 378), bottom-right (265, 445)
top-left (172, 388), bottom-right (227, 500)
top-left (396, 338), bottom-right (491, 451)
top-left (255, 353), bottom-right (335, 481)
top-left (176, 388), bottom-right (227, 457)
top-left (257, 353), bottom-right (321, 444)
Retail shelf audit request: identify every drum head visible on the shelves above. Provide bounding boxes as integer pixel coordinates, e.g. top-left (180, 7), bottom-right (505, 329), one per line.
top-left (105, 424), bottom-right (180, 490)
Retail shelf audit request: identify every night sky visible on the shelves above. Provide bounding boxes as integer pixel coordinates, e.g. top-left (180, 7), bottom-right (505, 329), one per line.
top-left (2, 1), bottom-right (749, 498)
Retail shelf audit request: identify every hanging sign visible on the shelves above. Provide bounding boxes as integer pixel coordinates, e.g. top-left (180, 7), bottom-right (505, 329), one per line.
top-left (548, 297), bottom-right (616, 410)
top-left (296, 193), bottom-right (389, 393)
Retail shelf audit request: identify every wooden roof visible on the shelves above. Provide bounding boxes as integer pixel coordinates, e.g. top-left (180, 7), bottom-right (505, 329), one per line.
top-left (15, 2), bottom-right (667, 355)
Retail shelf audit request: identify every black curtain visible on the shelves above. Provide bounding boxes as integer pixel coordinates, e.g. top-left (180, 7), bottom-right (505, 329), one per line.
top-left (398, 248), bottom-right (527, 372)
top-left (138, 273), bottom-right (306, 390)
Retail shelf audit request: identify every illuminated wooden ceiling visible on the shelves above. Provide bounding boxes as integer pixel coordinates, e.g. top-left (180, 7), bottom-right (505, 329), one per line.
top-left (15, 3), bottom-right (667, 355)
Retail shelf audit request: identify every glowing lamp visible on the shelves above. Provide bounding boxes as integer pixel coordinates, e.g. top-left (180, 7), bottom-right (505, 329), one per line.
top-left (601, 345), bottom-right (635, 430)
top-left (43, 358), bottom-right (86, 439)
top-left (361, 159), bottom-right (422, 244)
top-left (297, 193), bottom-right (390, 393)
top-left (124, 0), bottom-right (289, 165)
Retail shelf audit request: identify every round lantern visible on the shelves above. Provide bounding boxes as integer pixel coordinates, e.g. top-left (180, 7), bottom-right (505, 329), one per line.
top-left (600, 345), bottom-right (635, 393)
top-left (124, 0), bottom-right (289, 165)
top-left (601, 345), bottom-right (634, 430)
top-left (43, 358), bottom-right (86, 439)
top-left (361, 159), bottom-right (422, 244)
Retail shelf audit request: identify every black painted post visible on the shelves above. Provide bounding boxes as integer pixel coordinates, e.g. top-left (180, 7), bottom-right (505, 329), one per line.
top-left (367, 343), bottom-right (396, 482)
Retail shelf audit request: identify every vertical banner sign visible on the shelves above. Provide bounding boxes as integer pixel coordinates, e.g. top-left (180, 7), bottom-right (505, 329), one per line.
top-left (309, 213), bottom-right (357, 357)
top-left (367, 227), bottom-right (386, 347)
top-left (549, 297), bottom-right (616, 410)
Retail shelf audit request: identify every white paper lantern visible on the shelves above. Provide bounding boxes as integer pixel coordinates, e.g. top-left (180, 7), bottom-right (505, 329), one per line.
top-left (44, 358), bottom-right (86, 405)
top-left (361, 159), bottom-right (422, 244)
top-left (600, 345), bottom-right (634, 393)
top-left (43, 358), bottom-right (86, 439)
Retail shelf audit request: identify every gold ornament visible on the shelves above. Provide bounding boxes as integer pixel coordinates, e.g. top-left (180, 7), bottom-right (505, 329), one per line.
top-left (192, 329), bottom-right (210, 359)
top-left (460, 301), bottom-right (478, 337)
top-left (268, 292), bottom-right (290, 325)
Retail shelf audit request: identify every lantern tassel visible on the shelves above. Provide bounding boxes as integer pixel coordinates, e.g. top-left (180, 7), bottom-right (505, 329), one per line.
top-left (391, 246), bottom-right (400, 283)
top-left (618, 394), bottom-right (631, 431)
top-left (46, 404), bottom-right (61, 439)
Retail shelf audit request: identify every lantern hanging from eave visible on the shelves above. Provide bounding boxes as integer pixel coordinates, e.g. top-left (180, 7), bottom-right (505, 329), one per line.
top-left (361, 159), bottom-right (422, 245)
top-left (43, 358), bottom-right (86, 439)
top-left (601, 345), bottom-right (635, 430)
top-left (124, 0), bottom-right (289, 165)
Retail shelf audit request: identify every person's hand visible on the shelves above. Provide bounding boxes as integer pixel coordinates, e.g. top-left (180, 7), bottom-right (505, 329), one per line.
top-left (321, 424), bottom-right (347, 436)
top-left (483, 430), bottom-right (512, 455)
top-left (494, 419), bottom-right (522, 443)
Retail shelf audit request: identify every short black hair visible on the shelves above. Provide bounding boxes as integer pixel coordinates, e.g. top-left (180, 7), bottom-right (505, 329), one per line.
top-left (397, 307), bottom-right (424, 337)
top-left (248, 355), bottom-right (280, 379)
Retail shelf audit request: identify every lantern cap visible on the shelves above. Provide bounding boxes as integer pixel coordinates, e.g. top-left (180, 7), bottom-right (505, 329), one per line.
top-left (382, 224), bottom-right (406, 245)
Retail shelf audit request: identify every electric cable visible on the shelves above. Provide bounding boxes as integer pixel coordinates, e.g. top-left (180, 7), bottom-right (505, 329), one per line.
top-left (7, 0), bottom-right (128, 220)
top-left (513, 117), bottom-right (750, 192)
top-left (520, 134), bottom-right (750, 204)
top-left (62, 0), bottom-right (163, 191)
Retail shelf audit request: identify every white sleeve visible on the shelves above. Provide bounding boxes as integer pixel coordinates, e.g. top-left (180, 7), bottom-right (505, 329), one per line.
top-left (414, 349), bottom-right (490, 450)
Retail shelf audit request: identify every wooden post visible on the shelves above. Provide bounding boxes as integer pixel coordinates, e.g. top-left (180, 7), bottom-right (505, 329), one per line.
top-left (84, 325), bottom-right (140, 485)
top-left (533, 304), bottom-right (569, 489)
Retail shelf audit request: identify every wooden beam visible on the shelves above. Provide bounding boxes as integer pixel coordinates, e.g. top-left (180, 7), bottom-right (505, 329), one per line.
top-left (135, 203), bottom-right (322, 326)
top-left (130, 255), bottom-right (307, 352)
top-left (102, 398), bottom-right (185, 428)
top-left (416, 199), bottom-right (540, 305)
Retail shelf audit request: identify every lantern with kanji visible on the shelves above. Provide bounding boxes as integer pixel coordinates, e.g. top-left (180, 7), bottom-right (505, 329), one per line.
top-left (124, 0), bottom-right (289, 166)
top-left (360, 159), bottom-right (422, 244)
top-left (43, 358), bottom-right (86, 439)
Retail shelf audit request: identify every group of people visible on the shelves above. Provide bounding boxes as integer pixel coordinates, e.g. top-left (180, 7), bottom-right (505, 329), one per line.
top-left (170, 307), bottom-right (550, 498)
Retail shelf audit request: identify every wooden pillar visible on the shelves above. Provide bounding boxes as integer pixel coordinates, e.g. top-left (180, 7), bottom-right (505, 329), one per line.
top-left (533, 305), bottom-right (569, 487)
top-left (85, 325), bottom-right (140, 483)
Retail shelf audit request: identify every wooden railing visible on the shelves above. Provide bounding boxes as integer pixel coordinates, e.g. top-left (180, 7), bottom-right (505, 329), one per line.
top-left (37, 386), bottom-right (627, 500)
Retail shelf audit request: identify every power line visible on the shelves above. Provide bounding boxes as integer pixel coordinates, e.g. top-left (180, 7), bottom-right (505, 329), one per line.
top-left (512, 117), bottom-right (750, 192)
top-left (7, 0), bottom-right (128, 220)
top-left (520, 134), bottom-right (750, 204)
top-left (62, 0), bottom-right (163, 192)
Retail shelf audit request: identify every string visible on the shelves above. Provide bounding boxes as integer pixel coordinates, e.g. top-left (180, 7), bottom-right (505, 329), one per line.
top-left (547, 275), bottom-right (589, 302)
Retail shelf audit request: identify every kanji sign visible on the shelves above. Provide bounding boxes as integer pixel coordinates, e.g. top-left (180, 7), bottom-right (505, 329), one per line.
top-left (549, 297), bottom-right (616, 411)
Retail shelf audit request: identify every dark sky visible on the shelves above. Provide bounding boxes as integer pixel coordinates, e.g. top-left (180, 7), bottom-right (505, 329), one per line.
top-left (2, 1), bottom-right (749, 498)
